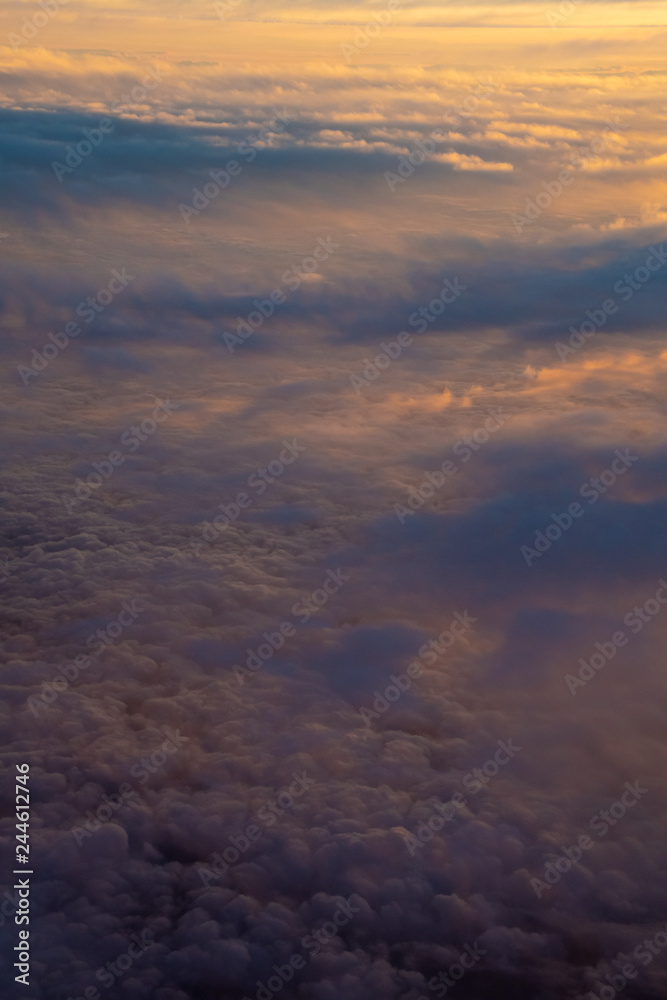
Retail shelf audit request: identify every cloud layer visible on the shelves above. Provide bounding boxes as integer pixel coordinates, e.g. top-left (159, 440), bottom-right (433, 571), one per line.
top-left (1, 8), bottom-right (667, 1000)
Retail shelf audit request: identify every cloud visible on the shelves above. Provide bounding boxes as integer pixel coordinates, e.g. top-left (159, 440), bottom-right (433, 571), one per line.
top-left (2, 13), bottom-right (667, 1000)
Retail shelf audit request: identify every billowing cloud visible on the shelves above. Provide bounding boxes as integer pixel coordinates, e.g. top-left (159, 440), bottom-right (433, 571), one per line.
top-left (1, 6), bottom-right (667, 1000)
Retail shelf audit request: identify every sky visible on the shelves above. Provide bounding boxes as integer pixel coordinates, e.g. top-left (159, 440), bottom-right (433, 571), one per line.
top-left (1, 2), bottom-right (667, 999)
